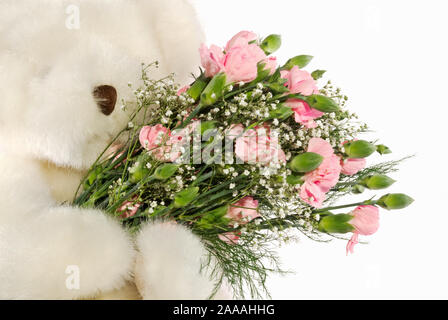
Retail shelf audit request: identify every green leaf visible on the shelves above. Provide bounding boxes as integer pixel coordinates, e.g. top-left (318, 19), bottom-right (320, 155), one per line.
top-left (286, 174), bottom-right (303, 185)
top-left (153, 163), bottom-right (179, 180)
top-left (265, 82), bottom-right (290, 94)
top-left (174, 187), bottom-right (200, 208)
top-left (200, 72), bottom-right (226, 106)
top-left (268, 104), bottom-right (294, 120)
top-left (200, 121), bottom-right (217, 135)
top-left (187, 74), bottom-right (209, 101)
top-left (281, 55), bottom-right (313, 70)
top-left (306, 94), bottom-right (340, 113)
top-left (311, 69), bottom-right (326, 80)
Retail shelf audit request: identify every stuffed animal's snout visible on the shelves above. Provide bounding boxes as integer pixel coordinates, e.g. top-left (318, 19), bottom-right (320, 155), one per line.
top-left (93, 85), bottom-right (117, 116)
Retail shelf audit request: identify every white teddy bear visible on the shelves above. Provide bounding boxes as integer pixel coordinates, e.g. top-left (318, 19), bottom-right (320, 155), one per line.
top-left (0, 0), bottom-right (228, 299)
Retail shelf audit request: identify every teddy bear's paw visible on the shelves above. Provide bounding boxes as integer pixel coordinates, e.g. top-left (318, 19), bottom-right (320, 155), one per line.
top-left (134, 221), bottom-right (230, 300)
top-left (0, 206), bottom-right (136, 299)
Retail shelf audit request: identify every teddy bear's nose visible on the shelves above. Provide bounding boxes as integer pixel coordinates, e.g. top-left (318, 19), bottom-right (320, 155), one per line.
top-left (93, 85), bottom-right (117, 116)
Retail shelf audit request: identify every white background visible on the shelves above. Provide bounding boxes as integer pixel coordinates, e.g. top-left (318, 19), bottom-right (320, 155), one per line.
top-left (191, 0), bottom-right (448, 299)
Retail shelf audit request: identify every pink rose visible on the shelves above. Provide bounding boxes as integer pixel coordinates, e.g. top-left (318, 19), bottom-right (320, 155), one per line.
top-left (118, 198), bottom-right (141, 219)
top-left (225, 31), bottom-right (258, 51)
top-left (234, 125), bottom-right (286, 164)
top-left (199, 44), bottom-right (225, 78)
top-left (177, 85), bottom-right (190, 96)
top-left (286, 99), bottom-right (324, 129)
top-left (281, 66), bottom-right (319, 96)
top-left (226, 196), bottom-right (260, 223)
top-left (346, 205), bottom-right (380, 255)
top-left (224, 44), bottom-right (267, 83)
top-left (300, 138), bottom-right (341, 208)
top-left (340, 158), bottom-right (366, 175)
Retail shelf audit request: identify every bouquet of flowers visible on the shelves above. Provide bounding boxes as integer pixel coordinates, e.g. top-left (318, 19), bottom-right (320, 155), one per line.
top-left (73, 31), bottom-right (413, 298)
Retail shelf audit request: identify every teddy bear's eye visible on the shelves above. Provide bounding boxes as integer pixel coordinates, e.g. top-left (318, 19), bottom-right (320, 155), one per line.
top-left (93, 85), bottom-right (117, 116)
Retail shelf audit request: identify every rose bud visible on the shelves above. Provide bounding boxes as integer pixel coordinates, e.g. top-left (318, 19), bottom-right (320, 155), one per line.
top-left (360, 174), bottom-right (396, 190)
top-left (377, 193), bottom-right (414, 210)
top-left (343, 140), bottom-right (376, 158)
top-left (260, 34), bottom-right (282, 55)
top-left (289, 152), bottom-right (324, 173)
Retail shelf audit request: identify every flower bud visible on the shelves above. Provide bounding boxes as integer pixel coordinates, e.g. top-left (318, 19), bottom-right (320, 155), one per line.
top-left (377, 193), bottom-right (414, 210)
top-left (200, 72), bottom-right (226, 106)
top-left (318, 213), bottom-right (355, 234)
top-left (286, 174), bottom-right (304, 185)
top-left (289, 152), bottom-right (324, 173)
top-left (187, 74), bottom-right (208, 101)
top-left (344, 140), bottom-right (376, 158)
top-left (281, 55), bottom-right (313, 70)
top-left (153, 163), bottom-right (179, 180)
top-left (360, 174), bottom-right (396, 190)
top-left (311, 69), bottom-right (326, 80)
top-left (174, 186), bottom-right (200, 208)
top-left (376, 144), bottom-right (392, 155)
top-left (306, 94), bottom-right (340, 113)
top-left (260, 34), bottom-right (282, 55)
top-left (352, 184), bottom-right (365, 194)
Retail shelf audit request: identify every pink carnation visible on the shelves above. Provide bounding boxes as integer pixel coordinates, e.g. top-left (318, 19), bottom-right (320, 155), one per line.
top-left (219, 196), bottom-right (260, 245)
top-left (346, 205), bottom-right (380, 255)
top-left (139, 124), bottom-right (192, 162)
top-left (225, 31), bottom-right (258, 51)
top-left (218, 232), bottom-right (241, 245)
top-left (223, 43), bottom-right (268, 83)
top-left (199, 31), bottom-right (276, 84)
top-left (299, 181), bottom-right (326, 208)
top-left (286, 99), bottom-right (324, 129)
top-left (199, 44), bottom-right (225, 78)
top-left (118, 198), bottom-right (141, 219)
top-left (300, 138), bottom-right (341, 208)
top-left (281, 66), bottom-right (322, 128)
top-left (341, 157), bottom-right (366, 175)
top-left (281, 66), bottom-right (319, 96)
top-left (233, 124), bottom-right (286, 164)
top-left (176, 85), bottom-right (190, 96)
top-left (226, 196), bottom-right (260, 223)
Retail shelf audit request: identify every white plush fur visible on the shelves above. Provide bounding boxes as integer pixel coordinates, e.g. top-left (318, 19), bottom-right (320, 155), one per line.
top-left (135, 222), bottom-right (231, 300)
top-left (0, 0), bottom-right (227, 299)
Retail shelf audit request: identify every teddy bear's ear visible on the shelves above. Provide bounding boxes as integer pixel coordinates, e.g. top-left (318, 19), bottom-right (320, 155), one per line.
top-left (93, 85), bottom-right (117, 116)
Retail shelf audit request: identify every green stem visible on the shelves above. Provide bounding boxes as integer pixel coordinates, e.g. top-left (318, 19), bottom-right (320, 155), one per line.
top-left (315, 200), bottom-right (377, 213)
